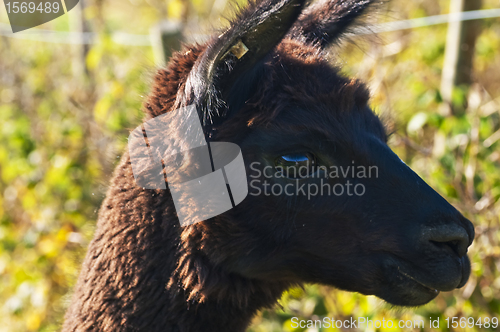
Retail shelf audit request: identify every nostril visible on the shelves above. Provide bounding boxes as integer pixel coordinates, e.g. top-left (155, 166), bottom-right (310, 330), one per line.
top-left (425, 225), bottom-right (470, 257)
top-left (430, 239), bottom-right (466, 257)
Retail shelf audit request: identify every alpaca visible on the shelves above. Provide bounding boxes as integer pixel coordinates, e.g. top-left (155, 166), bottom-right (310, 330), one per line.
top-left (62, 0), bottom-right (475, 331)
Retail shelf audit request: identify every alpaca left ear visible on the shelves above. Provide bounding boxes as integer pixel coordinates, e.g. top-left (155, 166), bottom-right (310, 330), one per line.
top-left (289, 0), bottom-right (380, 49)
top-left (180, 0), bottom-right (307, 129)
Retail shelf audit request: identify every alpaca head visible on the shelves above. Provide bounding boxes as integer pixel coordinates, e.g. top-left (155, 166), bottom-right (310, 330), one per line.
top-left (142, 0), bottom-right (474, 307)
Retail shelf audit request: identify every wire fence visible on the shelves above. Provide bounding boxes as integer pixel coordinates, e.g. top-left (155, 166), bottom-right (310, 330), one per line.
top-left (0, 8), bottom-right (499, 45)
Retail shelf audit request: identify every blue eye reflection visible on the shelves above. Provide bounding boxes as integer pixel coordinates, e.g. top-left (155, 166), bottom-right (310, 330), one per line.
top-left (275, 152), bottom-right (316, 178)
top-left (281, 154), bottom-right (310, 163)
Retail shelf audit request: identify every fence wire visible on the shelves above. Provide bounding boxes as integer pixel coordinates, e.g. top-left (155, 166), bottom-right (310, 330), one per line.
top-left (0, 8), bottom-right (499, 45)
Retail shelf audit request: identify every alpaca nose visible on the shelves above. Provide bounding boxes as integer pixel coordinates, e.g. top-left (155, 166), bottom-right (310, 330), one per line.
top-left (424, 222), bottom-right (473, 257)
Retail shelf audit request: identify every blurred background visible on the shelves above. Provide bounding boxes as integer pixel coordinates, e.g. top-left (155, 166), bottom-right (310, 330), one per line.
top-left (0, 0), bottom-right (499, 331)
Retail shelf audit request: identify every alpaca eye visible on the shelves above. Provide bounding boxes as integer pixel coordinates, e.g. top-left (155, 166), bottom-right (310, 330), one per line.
top-left (275, 153), bottom-right (316, 178)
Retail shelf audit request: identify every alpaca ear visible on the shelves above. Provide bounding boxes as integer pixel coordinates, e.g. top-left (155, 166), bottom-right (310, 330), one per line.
top-left (180, 0), bottom-right (308, 129)
top-left (289, 0), bottom-right (380, 49)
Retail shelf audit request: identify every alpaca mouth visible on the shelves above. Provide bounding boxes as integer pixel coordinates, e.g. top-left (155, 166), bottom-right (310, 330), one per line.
top-left (388, 251), bottom-right (469, 295)
top-left (397, 267), bottom-right (439, 294)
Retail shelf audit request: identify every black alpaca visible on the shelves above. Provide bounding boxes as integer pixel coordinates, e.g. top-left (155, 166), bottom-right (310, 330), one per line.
top-left (62, 0), bottom-right (475, 331)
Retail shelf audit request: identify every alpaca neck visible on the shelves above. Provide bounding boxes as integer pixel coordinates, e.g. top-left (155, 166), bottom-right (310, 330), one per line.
top-left (63, 221), bottom-right (281, 332)
top-left (62, 161), bottom-right (285, 331)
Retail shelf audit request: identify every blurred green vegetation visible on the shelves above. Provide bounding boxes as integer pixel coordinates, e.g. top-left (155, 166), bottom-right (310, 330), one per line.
top-left (0, 0), bottom-right (499, 331)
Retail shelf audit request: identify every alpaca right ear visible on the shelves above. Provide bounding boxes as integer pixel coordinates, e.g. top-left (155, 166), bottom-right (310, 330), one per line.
top-left (179, 0), bottom-right (308, 130)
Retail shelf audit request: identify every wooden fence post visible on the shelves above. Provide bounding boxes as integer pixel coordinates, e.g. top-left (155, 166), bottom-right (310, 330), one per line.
top-left (150, 20), bottom-right (183, 66)
top-left (69, 0), bottom-right (91, 79)
top-left (440, 0), bottom-right (483, 115)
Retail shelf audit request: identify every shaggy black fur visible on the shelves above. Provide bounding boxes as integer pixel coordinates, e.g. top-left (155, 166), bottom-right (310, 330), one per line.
top-left (62, 1), bottom-right (474, 331)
